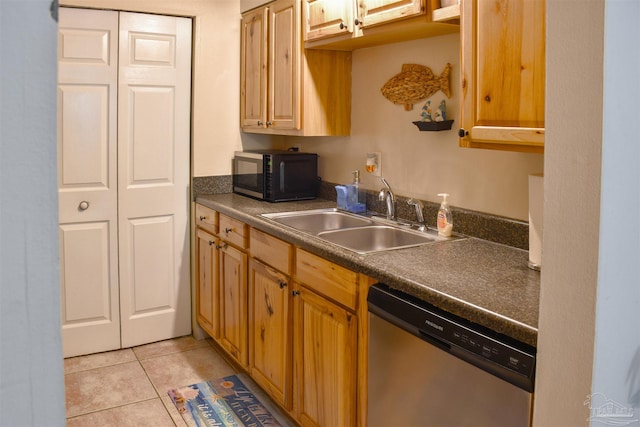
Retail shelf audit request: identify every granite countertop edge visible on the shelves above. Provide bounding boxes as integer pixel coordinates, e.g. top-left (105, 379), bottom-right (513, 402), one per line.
top-left (196, 194), bottom-right (540, 347)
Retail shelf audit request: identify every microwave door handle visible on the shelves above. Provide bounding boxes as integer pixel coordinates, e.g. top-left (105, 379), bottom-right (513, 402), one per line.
top-left (280, 161), bottom-right (285, 192)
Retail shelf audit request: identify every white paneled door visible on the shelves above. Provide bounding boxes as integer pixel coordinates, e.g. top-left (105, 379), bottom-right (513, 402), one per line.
top-left (58, 8), bottom-right (192, 357)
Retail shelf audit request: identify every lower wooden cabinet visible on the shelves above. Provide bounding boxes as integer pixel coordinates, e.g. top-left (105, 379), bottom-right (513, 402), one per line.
top-left (219, 243), bottom-right (249, 369)
top-left (248, 258), bottom-right (292, 410)
top-left (292, 283), bottom-right (357, 427)
top-left (195, 228), bottom-right (220, 339)
top-left (194, 205), bottom-right (371, 426)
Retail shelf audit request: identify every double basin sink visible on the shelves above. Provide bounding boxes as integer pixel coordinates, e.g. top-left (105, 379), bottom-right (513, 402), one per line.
top-left (262, 208), bottom-right (455, 254)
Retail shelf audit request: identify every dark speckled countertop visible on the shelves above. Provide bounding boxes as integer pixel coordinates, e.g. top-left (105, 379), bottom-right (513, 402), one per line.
top-left (196, 193), bottom-right (540, 347)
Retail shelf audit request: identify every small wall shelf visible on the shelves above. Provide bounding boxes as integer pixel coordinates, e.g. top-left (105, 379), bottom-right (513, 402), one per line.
top-left (413, 120), bottom-right (454, 131)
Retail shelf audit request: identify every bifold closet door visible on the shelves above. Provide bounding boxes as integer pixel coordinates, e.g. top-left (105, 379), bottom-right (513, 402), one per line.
top-left (58, 8), bottom-right (192, 357)
top-left (117, 11), bottom-right (192, 348)
top-left (58, 8), bottom-right (120, 357)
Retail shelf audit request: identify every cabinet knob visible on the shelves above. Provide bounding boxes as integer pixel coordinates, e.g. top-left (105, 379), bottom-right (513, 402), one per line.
top-left (291, 290), bottom-right (300, 297)
top-left (257, 120), bottom-right (263, 126)
top-left (266, 121), bottom-right (272, 127)
top-left (458, 128), bottom-right (468, 138)
top-left (355, 18), bottom-right (361, 26)
top-left (78, 201), bottom-right (90, 211)
top-left (339, 22), bottom-right (346, 30)
top-left (224, 227), bottom-right (233, 234)
top-left (279, 281), bottom-right (287, 289)
top-left (215, 242), bottom-right (228, 250)
top-left (199, 215), bottom-right (206, 221)
top-left (208, 240), bottom-right (215, 246)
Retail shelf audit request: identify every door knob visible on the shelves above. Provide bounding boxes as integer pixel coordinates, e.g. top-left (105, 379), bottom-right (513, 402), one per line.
top-left (78, 201), bottom-right (90, 211)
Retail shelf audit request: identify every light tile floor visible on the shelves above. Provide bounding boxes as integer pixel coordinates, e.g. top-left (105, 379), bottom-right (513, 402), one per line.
top-left (64, 336), bottom-right (241, 426)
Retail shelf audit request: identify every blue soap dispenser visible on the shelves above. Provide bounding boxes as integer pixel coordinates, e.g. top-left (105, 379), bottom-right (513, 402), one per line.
top-left (347, 170), bottom-right (366, 213)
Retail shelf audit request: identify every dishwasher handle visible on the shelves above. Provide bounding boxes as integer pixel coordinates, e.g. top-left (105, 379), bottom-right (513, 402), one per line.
top-left (418, 329), bottom-right (451, 352)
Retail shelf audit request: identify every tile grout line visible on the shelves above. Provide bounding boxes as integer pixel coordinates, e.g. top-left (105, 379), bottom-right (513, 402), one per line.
top-left (65, 396), bottom-right (163, 421)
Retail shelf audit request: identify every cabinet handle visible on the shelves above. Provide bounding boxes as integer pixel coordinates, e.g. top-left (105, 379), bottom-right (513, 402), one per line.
top-left (257, 120), bottom-right (263, 126)
top-left (199, 215), bottom-right (206, 221)
top-left (215, 242), bottom-right (228, 250)
top-left (224, 227), bottom-right (233, 234)
top-left (279, 281), bottom-right (287, 289)
top-left (208, 240), bottom-right (216, 246)
top-left (355, 18), bottom-right (361, 26)
top-left (266, 121), bottom-right (272, 127)
top-left (339, 22), bottom-right (346, 30)
top-left (458, 128), bottom-right (468, 138)
top-left (291, 290), bottom-right (300, 297)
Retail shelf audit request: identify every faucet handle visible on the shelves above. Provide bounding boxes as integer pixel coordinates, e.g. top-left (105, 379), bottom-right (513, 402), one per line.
top-left (407, 198), bottom-right (425, 224)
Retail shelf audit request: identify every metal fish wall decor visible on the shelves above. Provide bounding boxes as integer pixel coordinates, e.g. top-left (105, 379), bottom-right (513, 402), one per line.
top-left (381, 63), bottom-right (452, 111)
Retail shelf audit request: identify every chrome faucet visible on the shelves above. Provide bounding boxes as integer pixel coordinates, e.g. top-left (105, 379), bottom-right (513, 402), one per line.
top-left (378, 177), bottom-right (396, 220)
top-left (407, 199), bottom-right (426, 231)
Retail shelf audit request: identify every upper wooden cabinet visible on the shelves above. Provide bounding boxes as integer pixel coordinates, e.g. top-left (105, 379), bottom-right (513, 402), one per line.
top-left (303, 0), bottom-right (459, 50)
top-left (241, 0), bottom-right (351, 136)
top-left (459, 0), bottom-right (545, 153)
top-left (359, 0), bottom-right (424, 28)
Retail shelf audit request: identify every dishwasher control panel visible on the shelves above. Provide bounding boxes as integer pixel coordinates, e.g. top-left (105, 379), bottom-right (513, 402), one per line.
top-left (449, 325), bottom-right (535, 378)
top-left (368, 283), bottom-right (536, 392)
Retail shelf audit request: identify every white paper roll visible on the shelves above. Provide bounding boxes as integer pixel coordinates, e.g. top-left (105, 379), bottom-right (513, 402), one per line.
top-left (528, 174), bottom-right (544, 270)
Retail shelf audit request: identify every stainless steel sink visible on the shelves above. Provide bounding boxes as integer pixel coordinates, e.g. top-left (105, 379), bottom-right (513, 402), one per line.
top-left (318, 225), bottom-right (448, 254)
top-left (262, 208), bottom-right (373, 234)
top-left (262, 208), bottom-right (456, 254)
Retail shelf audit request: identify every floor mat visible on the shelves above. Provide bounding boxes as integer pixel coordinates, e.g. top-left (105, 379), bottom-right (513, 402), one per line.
top-left (168, 374), bottom-right (288, 427)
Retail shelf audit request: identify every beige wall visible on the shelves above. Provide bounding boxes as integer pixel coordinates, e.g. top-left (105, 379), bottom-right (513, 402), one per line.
top-left (289, 34), bottom-right (544, 221)
top-left (60, 0), bottom-right (244, 179)
top-left (532, 1), bottom-right (603, 425)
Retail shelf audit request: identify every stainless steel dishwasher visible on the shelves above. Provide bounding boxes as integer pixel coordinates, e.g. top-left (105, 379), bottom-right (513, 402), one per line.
top-left (368, 284), bottom-right (536, 427)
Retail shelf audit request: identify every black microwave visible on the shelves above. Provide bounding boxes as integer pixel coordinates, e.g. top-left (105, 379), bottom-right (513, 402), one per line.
top-left (232, 150), bottom-right (319, 202)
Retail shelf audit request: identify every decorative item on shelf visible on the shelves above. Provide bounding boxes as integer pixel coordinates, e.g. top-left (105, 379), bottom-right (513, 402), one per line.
top-left (413, 98), bottom-right (454, 131)
top-left (381, 63), bottom-right (451, 111)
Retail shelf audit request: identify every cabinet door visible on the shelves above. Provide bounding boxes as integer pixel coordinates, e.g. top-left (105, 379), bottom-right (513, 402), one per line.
top-left (241, 6), bottom-right (268, 130)
top-left (293, 285), bottom-right (357, 427)
top-left (220, 243), bottom-right (249, 368)
top-left (268, 0), bottom-right (300, 131)
top-left (248, 259), bottom-right (292, 409)
top-left (359, 0), bottom-right (424, 28)
top-left (304, 0), bottom-right (354, 41)
top-left (196, 229), bottom-right (220, 339)
top-left (459, 0), bottom-right (545, 152)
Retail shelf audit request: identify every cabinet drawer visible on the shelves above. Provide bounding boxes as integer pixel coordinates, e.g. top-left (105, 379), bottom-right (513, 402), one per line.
top-left (295, 248), bottom-right (358, 310)
top-left (195, 204), bottom-right (218, 235)
top-left (250, 228), bottom-right (293, 275)
top-left (219, 213), bottom-right (248, 249)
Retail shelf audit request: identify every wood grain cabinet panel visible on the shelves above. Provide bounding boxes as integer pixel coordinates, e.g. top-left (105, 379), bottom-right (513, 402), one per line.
top-left (358, 0), bottom-right (424, 28)
top-left (303, 0), bottom-right (459, 50)
top-left (219, 213), bottom-right (248, 250)
top-left (195, 203), bottom-right (218, 235)
top-left (219, 243), bottom-right (249, 368)
top-left (250, 228), bottom-right (293, 275)
top-left (293, 284), bottom-right (357, 427)
top-left (195, 228), bottom-right (220, 339)
top-left (295, 248), bottom-right (358, 310)
top-left (459, 0), bottom-right (545, 152)
top-left (248, 259), bottom-right (292, 410)
top-left (241, 0), bottom-right (352, 136)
